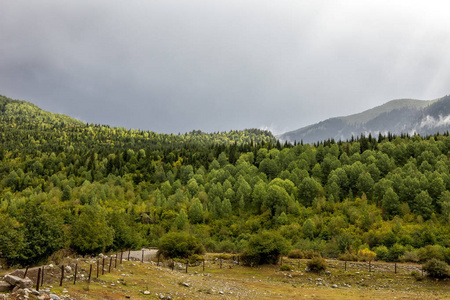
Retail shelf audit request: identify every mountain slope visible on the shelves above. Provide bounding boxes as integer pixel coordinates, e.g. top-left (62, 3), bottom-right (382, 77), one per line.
top-left (278, 95), bottom-right (449, 143)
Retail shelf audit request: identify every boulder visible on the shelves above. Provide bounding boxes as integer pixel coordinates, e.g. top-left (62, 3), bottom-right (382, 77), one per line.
top-left (0, 281), bottom-right (13, 292)
top-left (4, 274), bottom-right (32, 289)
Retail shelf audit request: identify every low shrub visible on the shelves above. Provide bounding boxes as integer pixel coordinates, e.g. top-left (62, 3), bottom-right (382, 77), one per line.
top-left (188, 254), bottom-right (205, 265)
top-left (287, 249), bottom-right (304, 259)
top-left (241, 231), bottom-right (290, 266)
top-left (410, 271), bottom-right (424, 281)
top-left (279, 264), bottom-right (292, 271)
top-left (400, 250), bottom-right (420, 263)
top-left (306, 257), bottom-right (327, 273)
top-left (158, 232), bottom-right (205, 259)
top-left (357, 248), bottom-right (376, 262)
top-left (338, 250), bottom-right (358, 261)
top-left (422, 258), bottom-right (450, 279)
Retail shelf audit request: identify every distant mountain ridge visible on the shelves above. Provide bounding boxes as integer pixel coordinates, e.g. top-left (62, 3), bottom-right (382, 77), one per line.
top-left (278, 95), bottom-right (450, 143)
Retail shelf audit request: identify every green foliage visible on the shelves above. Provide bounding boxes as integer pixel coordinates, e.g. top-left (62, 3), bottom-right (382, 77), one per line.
top-left (241, 231), bottom-right (290, 265)
top-left (158, 232), bottom-right (205, 259)
top-left (70, 205), bottom-right (114, 255)
top-left (279, 264), bottom-right (292, 271)
top-left (306, 257), bottom-right (327, 273)
top-left (0, 94), bottom-right (450, 266)
top-left (287, 249), bottom-right (304, 259)
top-left (422, 259), bottom-right (450, 279)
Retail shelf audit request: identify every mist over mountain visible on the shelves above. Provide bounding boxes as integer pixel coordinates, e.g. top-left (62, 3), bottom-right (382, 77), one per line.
top-left (278, 95), bottom-right (450, 143)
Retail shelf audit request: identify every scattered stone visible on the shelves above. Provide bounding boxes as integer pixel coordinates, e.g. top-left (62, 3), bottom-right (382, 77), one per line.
top-left (31, 289), bottom-right (40, 295)
top-left (0, 281), bottom-right (13, 292)
top-left (331, 284), bottom-right (338, 288)
top-left (49, 295), bottom-right (61, 300)
top-left (181, 282), bottom-right (190, 287)
top-left (143, 291), bottom-right (151, 295)
top-left (65, 266), bottom-right (72, 273)
top-left (325, 271), bottom-right (331, 275)
top-left (219, 291), bottom-right (224, 295)
top-left (4, 274), bottom-right (33, 289)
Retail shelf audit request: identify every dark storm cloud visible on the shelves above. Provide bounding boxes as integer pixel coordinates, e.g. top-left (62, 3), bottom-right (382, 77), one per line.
top-left (1, 1), bottom-right (450, 134)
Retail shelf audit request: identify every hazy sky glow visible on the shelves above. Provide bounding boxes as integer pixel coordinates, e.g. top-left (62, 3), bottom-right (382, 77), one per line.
top-left (1, 1), bottom-right (450, 134)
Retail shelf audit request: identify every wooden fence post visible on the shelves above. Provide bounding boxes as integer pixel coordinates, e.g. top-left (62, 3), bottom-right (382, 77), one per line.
top-left (220, 258), bottom-right (222, 269)
top-left (41, 266), bottom-right (44, 287)
top-left (73, 264), bottom-right (78, 285)
top-left (23, 266), bottom-right (29, 279)
top-left (109, 257), bottom-right (112, 272)
top-left (120, 251), bottom-right (123, 264)
top-left (97, 260), bottom-right (99, 278)
top-left (345, 261), bottom-right (347, 271)
top-left (36, 268), bottom-right (41, 291)
top-left (115, 255), bottom-right (117, 268)
top-left (395, 263), bottom-right (397, 274)
top-left (142, 250), bottom-right (144, 263)
top-left (203, 260), bottom-right (205, 272)
top-left (88, 264), bottom-right (92, 284)
top-left (128, 249), bottom-right (131, 261)
top-left (102, 258), bottom-right (105, 275)
top-left (369, 261), bottom-right (371, 272)
top-left (60, 265), bottom-right (64, 286)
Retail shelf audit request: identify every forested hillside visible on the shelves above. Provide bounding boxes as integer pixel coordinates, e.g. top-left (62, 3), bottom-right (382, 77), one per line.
top-left (0, 95), bottom-right (449, 268)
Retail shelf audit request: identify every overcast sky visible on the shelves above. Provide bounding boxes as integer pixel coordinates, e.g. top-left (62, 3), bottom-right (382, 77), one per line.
top-left (1, 1), bottom-right (450, 134)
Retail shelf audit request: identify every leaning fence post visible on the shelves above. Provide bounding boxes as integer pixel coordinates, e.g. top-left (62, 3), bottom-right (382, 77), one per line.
top-left (36, 268), bottom-right (41, 291)
top-left (102, 258), bottom-right (105, 275)
top-left (88, 264), bottom-right (92, 284)
top-left (73, 264), bottom-right (78, 285)
top-left (23, 266), bottom-right (29, 279)
top-left (41, 266), bottom-right (45, 286)
top-left (60, 265), bottom-right (64, 287)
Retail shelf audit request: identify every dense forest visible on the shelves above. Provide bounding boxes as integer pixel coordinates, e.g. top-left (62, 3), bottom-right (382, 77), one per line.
top-left (0, 95), bottom-right (449, 268)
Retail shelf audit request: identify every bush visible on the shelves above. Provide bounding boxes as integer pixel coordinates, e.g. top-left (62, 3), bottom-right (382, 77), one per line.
top-left (287, 249), bottom-right (304, 259)
top-left (307, 257), bottom-right (327, 273)
top-left (374, 245), bottom-right (389, 261)
top-left (422, 259), bottom-right (450, 279)
top-left (410, 271), bottom-right (424, 281)
top-left (338, 250), bottom-right (358, 261)
top-left (418, 245), bottom-right (445, 262)
top-left (188, 254), bottom-right (205, 265)
top-left (279, 264), bottom-right (292, 271)
top-left (387, 243), bottom-right (405, 262)
top-left (158, 232), bottom-right (205, 259)
top-left (241, 231), bottom-right (290, 266)
top-left (357, 248), bottom-right (376, 262)
top-left (400, 250), bottom-right (420, 263)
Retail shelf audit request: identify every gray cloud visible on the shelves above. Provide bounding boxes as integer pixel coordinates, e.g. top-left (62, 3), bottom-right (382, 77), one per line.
top-left (1, 0), bottom-right (450, 134)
